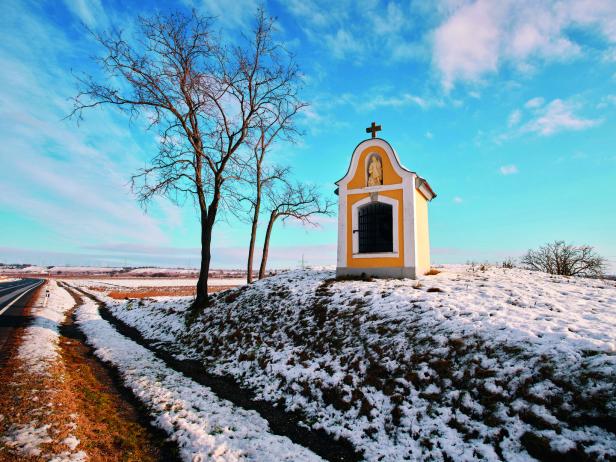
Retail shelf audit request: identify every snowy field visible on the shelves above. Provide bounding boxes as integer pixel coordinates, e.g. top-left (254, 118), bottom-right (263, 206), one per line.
top-left (0, 277), bottom-right (20, 283)
top-left (83, 265), bottom-right (616, 461)
top-left (66, 277), bottom-right (245, 288)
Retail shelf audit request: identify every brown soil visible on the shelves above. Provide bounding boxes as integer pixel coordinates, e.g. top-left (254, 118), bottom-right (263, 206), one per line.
top-left (106, 285), bottom-right (235, 299)
top-left (57, 298), bottom-right (172, 461)
top-left (0, 283), bottom-right (176, 462)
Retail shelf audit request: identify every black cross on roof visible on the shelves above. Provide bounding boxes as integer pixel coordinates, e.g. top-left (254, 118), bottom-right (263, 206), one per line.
top-left (365, 122), bottom-right (382, 139)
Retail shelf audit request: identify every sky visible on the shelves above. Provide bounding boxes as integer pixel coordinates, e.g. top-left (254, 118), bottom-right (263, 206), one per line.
top-left (0, 0), bottom-right (615, 271)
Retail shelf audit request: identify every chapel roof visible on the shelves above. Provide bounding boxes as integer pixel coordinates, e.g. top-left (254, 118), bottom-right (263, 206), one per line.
top-left (335, 137), bottom-right (436, 200)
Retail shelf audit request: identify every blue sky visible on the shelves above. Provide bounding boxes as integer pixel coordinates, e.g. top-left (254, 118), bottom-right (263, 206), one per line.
top-left (1, 0), bottom-right (615, 270)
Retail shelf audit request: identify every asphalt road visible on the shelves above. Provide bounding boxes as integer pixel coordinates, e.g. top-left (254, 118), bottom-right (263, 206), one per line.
top-left (0, 278), bottom-right (45, 363)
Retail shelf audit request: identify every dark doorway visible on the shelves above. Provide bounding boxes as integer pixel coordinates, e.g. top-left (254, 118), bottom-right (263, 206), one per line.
top-left (358, 202), bottom-right (393, 253)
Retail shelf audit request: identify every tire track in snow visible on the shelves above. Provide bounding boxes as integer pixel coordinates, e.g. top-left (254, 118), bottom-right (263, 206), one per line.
top-left (76, 286), bottom-right (363, 462)
top-left (64, 284), bottom-right (330, 462)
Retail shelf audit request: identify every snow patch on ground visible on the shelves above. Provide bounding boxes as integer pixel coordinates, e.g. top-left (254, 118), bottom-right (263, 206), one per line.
top-left (1, 280), bottom-right (84, 461)
top-left (1, 423), bottom-right (52, 456)
top-left (17, 280), bottom-right (75, 374)
top-left (93, 265), bottom-right (616, 461)
top-left (62, 435), bottom-right (80, 450)
top-left (71, 286), bottom-right (323, 462)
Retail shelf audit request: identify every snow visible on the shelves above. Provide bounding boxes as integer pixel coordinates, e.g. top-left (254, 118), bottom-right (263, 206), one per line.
top-left (0, 423), bottom-right (52, 456)
top-left (0, 277), bottom-right (20, 283)
top-left (0, 265), bottom-right (47, 274)
top-left (44, 266), bottom-right (124, 273)
top-left (126, 267), bottom-right (198, 275)
top-left (67, 277), bottom-right (244, 288)
top-left (89, 265), bottom-right (616, 461)
top-left (61, 435), bottom-right (80, 450)
top-left (0, 280), bottom-right (84, 461)
top-left (70, 284), bottom-right (322, 462)
top-left (17, 280), bottom-right (75, 374)
top-left (49, 451), bottom-right (88, 462)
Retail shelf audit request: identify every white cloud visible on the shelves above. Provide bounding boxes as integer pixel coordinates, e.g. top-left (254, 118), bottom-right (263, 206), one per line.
top-left (499, 164), bottom-right (518, 175)
top-left (605, 47), bottom-right (616, 62)
top-left (524, 97), bottom-right (545, 109)
top-left (281, 0), bottom-right (426, 64)
top-left (434, 0), bottom-right (502, 90)
top-left (453, 196), bottom-right (463, 204)
top-left (597, 95), bottom-right (616, 108)
top-left (522, 99), bottom-right (602, 135)
top-left (324, 28), bottom-right (364, 59)
top-left (0, 0), bottom-right (176, 248)
top-left (362, 92), bottom-right (429, 110)
top-left (186, 0), bottom-right (259, 30)
top-left (62, 0), bottom-right (107, 29)
top-left (508, 109), bottom-right (522, 127)
top-left (307, 87), bottom-right (441, 125)
top-left (433, 0), bottom-right (616, 89)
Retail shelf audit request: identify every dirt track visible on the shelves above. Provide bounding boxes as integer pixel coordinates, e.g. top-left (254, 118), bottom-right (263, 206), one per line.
top-left (0, 282), bottom-right (179, 462)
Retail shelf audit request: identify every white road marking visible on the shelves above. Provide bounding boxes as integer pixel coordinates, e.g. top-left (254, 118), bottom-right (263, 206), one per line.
top-left (0, 281), bottom-right (44, 316)
top-left (0, 282), bottom-right (32, 294)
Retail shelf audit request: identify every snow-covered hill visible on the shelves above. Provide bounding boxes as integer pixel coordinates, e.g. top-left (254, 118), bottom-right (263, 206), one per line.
top-left (95, 266), bottom-right (616, 461)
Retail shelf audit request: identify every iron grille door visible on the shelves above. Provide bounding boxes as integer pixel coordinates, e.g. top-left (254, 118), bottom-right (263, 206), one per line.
top-left (358, 202), bottom-right (393, 253)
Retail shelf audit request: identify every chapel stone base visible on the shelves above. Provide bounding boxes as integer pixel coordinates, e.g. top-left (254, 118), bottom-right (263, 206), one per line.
top-left (336, 266), bottom-right (417, 279)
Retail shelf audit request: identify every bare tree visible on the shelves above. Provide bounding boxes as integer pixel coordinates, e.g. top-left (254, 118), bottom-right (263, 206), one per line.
top-left (71, 10), bottom-right (302, 310)
top-left (244, 100), bottom-right (305, 284)
top-left (244, 160), bottom-right (287, 283)
top-left (258, 181), bottom-right (333, 279)
top-left (521, 241), bottom-right (606, 277)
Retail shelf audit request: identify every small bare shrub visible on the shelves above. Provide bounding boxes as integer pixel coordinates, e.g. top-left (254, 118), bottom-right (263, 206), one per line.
top-left (521, 241), bottom-right (606, 277)
top-left (501, 258), bottom-right (515, 269)
top-left (466, 261), bottom-right (489, 272)
top-left (425, 268), bottom-right (441, 276)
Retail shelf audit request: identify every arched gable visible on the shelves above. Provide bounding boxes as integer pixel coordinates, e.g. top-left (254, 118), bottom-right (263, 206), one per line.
top-left (336, 138), bottom-right (415, 190)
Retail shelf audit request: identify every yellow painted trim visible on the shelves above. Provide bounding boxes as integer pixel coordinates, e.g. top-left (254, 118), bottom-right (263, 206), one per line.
top-left (347, 146), bottom-right (403, 190)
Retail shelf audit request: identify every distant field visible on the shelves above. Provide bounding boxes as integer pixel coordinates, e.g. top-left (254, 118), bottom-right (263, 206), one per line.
top-left (62, 278), bottom-right (245, 287)
top-left (63, 277), bottom-right (246, 298)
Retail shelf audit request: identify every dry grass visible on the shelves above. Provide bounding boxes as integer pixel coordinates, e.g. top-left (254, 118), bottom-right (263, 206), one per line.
top-left (0, 288), bottom-right (168, 462)
top-left (56, 328), bottom-right (164, 461)
top-left (107, 285), bottom-right (236, 299)
top-left (425, 268), bottom-right (441, 276)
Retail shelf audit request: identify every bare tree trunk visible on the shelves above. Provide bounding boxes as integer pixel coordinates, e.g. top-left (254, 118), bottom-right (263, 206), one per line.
top-left (195, 215), bottom-right (212, 308)
top-left (246, 165), bottom-right (261, 284)
top-left (194, 180), bottom-right (221, 309)
top-left (258, 211), bottom-right (277, 279)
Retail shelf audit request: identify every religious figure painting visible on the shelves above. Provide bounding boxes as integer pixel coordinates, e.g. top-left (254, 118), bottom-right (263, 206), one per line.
top-left (367, 154), bottom-right (383, 186)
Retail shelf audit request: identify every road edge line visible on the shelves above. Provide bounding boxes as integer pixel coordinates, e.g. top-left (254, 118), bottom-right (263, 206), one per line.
top-left (0, 280), bottom-right (45, 316)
